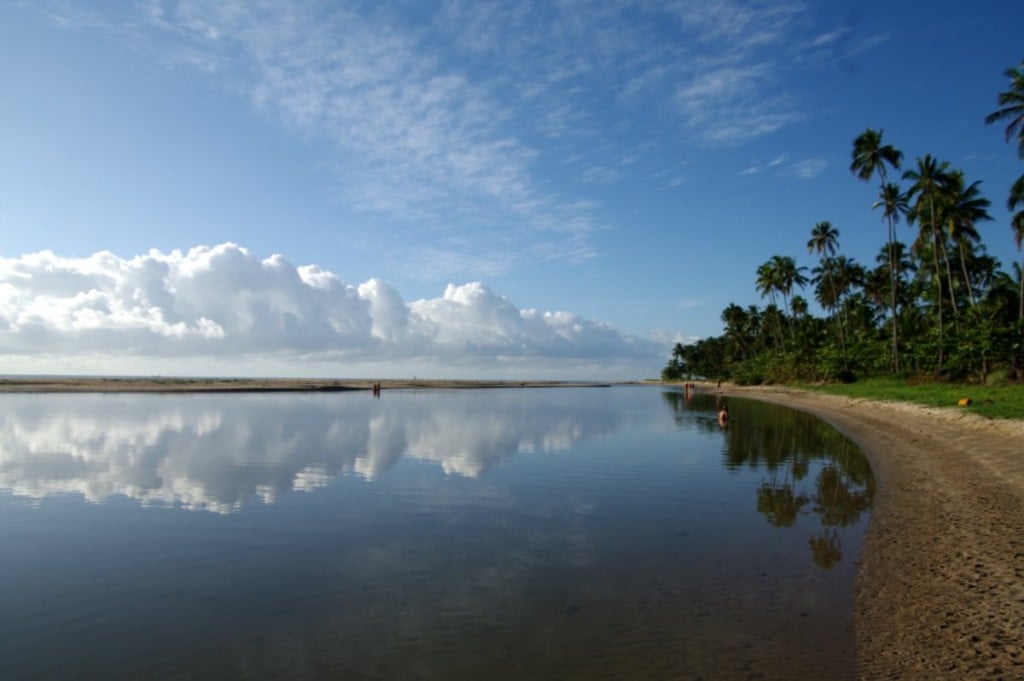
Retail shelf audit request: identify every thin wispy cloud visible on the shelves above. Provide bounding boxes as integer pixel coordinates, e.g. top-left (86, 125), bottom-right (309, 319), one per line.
top-left (740, 155), bottom-right (824, 179)
top-left (792, 159), bottom-right (827, 179)
top-left (34, 0), bottom-right (828, 273)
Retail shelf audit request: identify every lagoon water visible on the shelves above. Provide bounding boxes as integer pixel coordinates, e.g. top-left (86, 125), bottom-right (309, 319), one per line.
top-left (0, 387), bottom-right (872, 680)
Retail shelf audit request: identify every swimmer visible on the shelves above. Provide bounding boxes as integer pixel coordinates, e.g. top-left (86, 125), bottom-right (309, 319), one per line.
top-left (718, 404), bottom-right (729, 426)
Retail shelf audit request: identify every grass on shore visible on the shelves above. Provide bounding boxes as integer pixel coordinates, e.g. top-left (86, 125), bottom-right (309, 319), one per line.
top-left (802, 378), bottom-right (1024, 420)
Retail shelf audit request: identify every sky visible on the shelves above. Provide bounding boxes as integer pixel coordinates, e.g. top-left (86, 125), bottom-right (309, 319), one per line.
top-left (1, 1), bottom-right (1022, 380)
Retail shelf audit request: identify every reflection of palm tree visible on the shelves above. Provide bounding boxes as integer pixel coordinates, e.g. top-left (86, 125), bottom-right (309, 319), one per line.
top-left (806, 462), bottom-right (873, 569)
top-left (808, 530), bottom-right (843, 570)
top-left (757, 480), bottom-right (809, 527)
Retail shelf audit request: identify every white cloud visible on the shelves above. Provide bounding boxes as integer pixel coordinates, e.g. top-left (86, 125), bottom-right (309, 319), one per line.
top-left (792, 159), bottom-right (827, 179)
top-left (739, 155), bottom-right (825, 179)
top-left (0, 244), bottom-right (661, 378)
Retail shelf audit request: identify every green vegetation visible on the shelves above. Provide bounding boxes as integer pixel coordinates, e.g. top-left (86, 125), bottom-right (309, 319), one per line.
top-left (802, 378), bottom-right (1024, 420)
top-left (663, 60), bottom-right (1024, 398)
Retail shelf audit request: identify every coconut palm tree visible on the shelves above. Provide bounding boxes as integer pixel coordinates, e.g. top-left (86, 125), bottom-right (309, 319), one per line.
top-left (985, 60), bottom-right (1024, 158)
top-left (851, 129), bottom-right (904, 371)
top-left (872, 182), bottom-right (909, 368)
top-left (756, 261), bottom-right (784, 348)
top-left (771, 255), bottom-right (808, 345)
top-left (807, 221), bottom-right (840, 261)
top-left (942, 171), bottom-right (992, 308)
top-left (851, 129), bottom-right (904, 183)
top-left (904, 154), bottom-right (953, 372)
top-left (807, 221), bottom-right (847, 368)
top-left (874, 241), bottom-right (916, 309)
top-left (1011, 175), bottom-right (1024, 321)
top-left (986, 61), bottom-right (1024, 321)
top-left (771, 254), bottom-right (809, 317)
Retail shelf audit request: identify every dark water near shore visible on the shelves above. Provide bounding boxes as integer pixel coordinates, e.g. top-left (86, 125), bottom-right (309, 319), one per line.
top-left (0, 387), bottom-right (872, 680)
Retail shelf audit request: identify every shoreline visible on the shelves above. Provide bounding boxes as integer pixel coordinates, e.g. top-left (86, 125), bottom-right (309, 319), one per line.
top-left (724, 384), bottom-right (1024, 679)
top-left (0, 377), bottom-right (618, 393)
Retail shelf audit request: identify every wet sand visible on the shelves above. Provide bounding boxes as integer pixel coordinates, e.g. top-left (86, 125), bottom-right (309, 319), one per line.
top-left (728, 385), bottom-right (1024, 679)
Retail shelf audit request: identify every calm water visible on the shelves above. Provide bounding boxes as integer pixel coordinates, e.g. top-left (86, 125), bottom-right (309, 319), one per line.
top-left (0, 387), bottom-right (872, 680)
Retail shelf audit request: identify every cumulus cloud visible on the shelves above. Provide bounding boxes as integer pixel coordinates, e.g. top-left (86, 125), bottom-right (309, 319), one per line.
top-left (0, 243), bottom-right (660, 378)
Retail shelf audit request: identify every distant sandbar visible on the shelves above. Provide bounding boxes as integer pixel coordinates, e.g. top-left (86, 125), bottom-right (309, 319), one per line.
top-left (0, 377), bottom-right (616, 393)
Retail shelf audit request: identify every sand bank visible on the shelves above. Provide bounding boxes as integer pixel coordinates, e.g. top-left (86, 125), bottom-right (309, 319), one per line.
top-left (0, 377), bottom-right (613, 393)
top-left (727, 385), bottom-right (1024, 679)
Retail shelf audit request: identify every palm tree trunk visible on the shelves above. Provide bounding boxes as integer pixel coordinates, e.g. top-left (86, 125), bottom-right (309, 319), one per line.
top-left (825, 264), bottom-right (848, 371)
top-left (1019, 254), bottom-right (1023, 323)
top-left (930, 200), bottom-right (944, 373)
top-left (887, 221), bottom-right (900, 373)
top-left (942, 240), bottom-right (958, 319)
top-left (958, 242), bottom-right (977, 308)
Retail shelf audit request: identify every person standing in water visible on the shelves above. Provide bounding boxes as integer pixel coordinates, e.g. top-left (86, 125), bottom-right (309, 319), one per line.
top-left (718, 403), bottom-right (729, 426)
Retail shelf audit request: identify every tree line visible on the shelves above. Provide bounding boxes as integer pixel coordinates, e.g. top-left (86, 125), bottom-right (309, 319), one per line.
top-left (664, 60), bottom-right (1024, 385)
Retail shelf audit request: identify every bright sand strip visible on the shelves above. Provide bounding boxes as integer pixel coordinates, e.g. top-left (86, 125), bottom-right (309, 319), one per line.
top-left (729, 385), bottom-right (1024, 679)
top-left (0, 377), bottom-right (610, 392)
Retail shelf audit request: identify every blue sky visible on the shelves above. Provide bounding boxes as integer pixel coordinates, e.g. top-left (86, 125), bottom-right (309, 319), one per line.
top-left (1, 1), bottom-right (1022, 379)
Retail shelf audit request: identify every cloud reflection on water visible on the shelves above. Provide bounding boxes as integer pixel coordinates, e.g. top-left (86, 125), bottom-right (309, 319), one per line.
top-left (0, 391), bottom-right (626, 513)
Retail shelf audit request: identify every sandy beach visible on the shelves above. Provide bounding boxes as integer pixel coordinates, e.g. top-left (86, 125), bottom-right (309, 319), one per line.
top-left (728, 385), bottom-right (1024, 679)
top-left (3, 377), bottom-right (1021, 677)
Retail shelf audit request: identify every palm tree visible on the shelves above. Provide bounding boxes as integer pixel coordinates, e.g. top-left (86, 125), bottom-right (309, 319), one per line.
top-left (807, 221), bottom-right (847, 368)
top-left (986, 60), bottom-right (1024, 321)
top-left (942, 171), bottom-right (992, 308)
top-left (851, 129), bottom-right (904, 183)
top-left (1009, 174), bottom-right (1024, 322)
top-left (873, 182), bottom-right (909, 364)
top-left (985, 60), bottom-right (1024, 158)
top-left (756, 260), bottom-right (779, 306)
top-left (756, 260), bottom-right (783, 348)
top-left (851, 129), bottom-right (904, 371)
top-left (874, 241), bottom-right (916, 309)
top-left (771, 255), bottom-right (809, 317)
top-left (771, 255), bottom-right (808, 345)
top-left (807, 221), bottom-right (840, 260)
top-left (721, 303), bottom-right (751, 362)
top-left (904, 154), bottom-right (953, 372)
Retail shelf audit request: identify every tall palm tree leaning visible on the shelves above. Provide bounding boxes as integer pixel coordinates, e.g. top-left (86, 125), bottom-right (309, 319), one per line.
top-left (755, 260), bottom-right (783, 348)
top-left (985, 59), bottom-right (1024, 321)
top-left (771, 254), bottom-right (809, 343)
top-left (873, 181), bottom-right (908, 296)
top-left (984, 60), bottom-right (1024, 158)
top-left (851, 129), bottom-right (903, 372)
top-left (904, 154), bottom-right (953, 374)
top-left (1011, 175), bottom-right (1024, 322)
top-left (942, 171), bottom-right (992, 308)
top-left (807, 221), bottom-right (847, 369)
